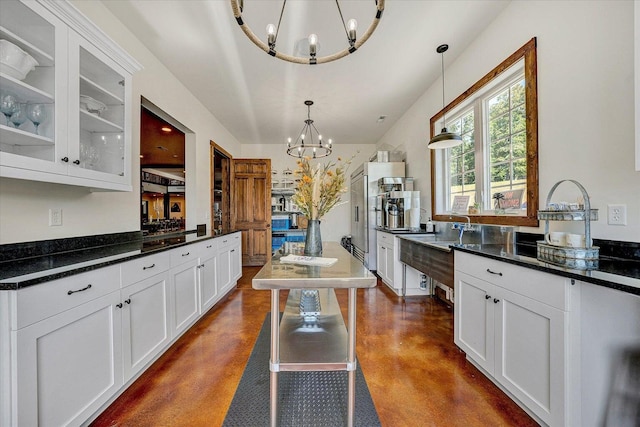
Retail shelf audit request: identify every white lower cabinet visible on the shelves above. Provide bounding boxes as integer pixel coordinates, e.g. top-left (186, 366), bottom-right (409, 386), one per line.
top-left (121, 272), bottom-right (171, 380)
top-left (1, 234), bottom-right (243, 426)
top-left (376, 231), bottom-right (395, 288)
top-left (15, 291), bottom-right (123, 427)
top-left (169, 257), bottom-right (200, 337)
top-left (198, 241), bottom-right (219, 313)
top-left (455, 251), bottom-right (577, 427)
top-left (217, 232), bottom-right (242, 295)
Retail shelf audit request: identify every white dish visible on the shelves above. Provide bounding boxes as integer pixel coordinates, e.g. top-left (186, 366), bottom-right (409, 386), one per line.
top-left (0, 39), bottom-right (38, 81)
top-left (80, 95), bottom-right (107, 115)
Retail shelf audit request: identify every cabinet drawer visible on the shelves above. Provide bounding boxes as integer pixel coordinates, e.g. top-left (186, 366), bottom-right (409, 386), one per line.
top-left (170, 245), bottom-right (199, 267)
top-left (455, 251), bottom-right (571, 310)
top-left (218, 232), bottom-right (241, 249)
top-left (15, 265), bottom-right (120, 329)
top-left (121, 251), bottom-right (171, 287)
top-left (377, 231), bottom-right (395, 248)
top-left (196, 238), bottom-right (218, 257)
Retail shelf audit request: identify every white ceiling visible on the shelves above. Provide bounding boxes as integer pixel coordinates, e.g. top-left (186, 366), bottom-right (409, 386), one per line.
top-left (102, 0), bottom-right (510, 147)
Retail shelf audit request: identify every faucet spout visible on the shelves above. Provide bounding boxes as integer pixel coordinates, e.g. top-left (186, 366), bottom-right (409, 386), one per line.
top-left (449, 215), bottom-right (472, 244)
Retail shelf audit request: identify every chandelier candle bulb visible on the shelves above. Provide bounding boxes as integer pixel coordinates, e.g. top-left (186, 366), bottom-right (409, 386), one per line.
top-left (347, 19), bottom-right (357, 44)
top-left (308, 34), bottom-right (318, 58)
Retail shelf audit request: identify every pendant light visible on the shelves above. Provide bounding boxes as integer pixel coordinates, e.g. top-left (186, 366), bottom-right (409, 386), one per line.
top-left (428, 44), bottom-right (462, 149)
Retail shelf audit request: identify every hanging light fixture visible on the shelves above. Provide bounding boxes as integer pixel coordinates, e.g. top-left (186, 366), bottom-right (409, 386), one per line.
top-left (286, 100), bottom-right (332, 159)
top-left (230, 0), bottom-right (385, 65)
top-left (428, 44), bottom-right (462, 149)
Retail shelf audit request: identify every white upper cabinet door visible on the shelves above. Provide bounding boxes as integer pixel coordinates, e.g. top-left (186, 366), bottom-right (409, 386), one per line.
top-left (0, 0), bottom-right (69, 176)
top-left (67, 30), bottom-right (131, 188)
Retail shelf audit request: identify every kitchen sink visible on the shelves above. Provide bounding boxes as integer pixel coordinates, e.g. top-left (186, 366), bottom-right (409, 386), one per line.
top-left (401, 235), bottom-right (458, 252)
top-left (399, 236), bottom-right (455, 288)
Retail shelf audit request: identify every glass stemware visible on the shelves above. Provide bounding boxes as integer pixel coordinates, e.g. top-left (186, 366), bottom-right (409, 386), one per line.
top-left (9, 103), bottom-right (27, 129)
top-left (0, 93), bottom-right (18, 127)
top-left (26, 103), bottom-right (46, 135)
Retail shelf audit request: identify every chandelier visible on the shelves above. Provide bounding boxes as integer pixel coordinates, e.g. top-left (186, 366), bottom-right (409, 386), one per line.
top-left (287, 100), bottom-right (332, 159)
top-left (230, 0), bottom-right (385, 65)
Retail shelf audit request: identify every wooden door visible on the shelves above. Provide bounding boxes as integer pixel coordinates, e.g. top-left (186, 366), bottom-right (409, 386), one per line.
top-left (231, 159), bottom-right (271, 266)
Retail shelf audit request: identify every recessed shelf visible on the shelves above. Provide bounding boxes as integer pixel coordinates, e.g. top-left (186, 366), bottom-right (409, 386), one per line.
top-left (80, 75), bottom-right (123, 105)
top-left (0, 25), bottom-right (55, 66)
top-left (0, 73), bottom-right (54, 103)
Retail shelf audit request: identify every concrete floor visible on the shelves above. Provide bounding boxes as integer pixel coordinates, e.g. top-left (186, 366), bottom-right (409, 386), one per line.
top-left (91, 266), bottom-right (537, 426)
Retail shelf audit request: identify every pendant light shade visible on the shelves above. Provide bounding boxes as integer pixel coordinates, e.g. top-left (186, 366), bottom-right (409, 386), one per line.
top-left (429, 44), bottom-right (462, 150)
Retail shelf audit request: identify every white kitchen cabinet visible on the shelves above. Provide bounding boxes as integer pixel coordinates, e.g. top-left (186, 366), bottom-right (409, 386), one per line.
top-left (0, 0), bottom-right (140, 191)
top-left (455, 251), bottom-right (577, 427)
top-left (376, 231), bottom-right (394, 287)
top-left (169, 247), bottom-right (200, 337)
top-left (198, 239), bottom-right (219, 313)
top-left (121, 272), bottom-right (171, 380)
top-left (217, 232), bottom-right (241, 295)
top-left (15, 290), bottom-right (123, 427)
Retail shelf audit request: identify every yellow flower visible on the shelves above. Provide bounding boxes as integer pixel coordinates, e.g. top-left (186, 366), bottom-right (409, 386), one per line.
top-left (290, 155), bottom-right (355, 220)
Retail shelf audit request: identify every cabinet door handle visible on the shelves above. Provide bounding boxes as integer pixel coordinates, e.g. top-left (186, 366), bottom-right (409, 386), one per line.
top-left (124, 298), bottom-right (131, 304)
top-left (485, 295), bottom-right (491, 300)
top-left (493, 298), bottom-right (500, 304)
top-left (61, 157), bottom-right (69, 162)
top-left (486, 268), bottom-right (503, 276)
top-left (182, 252), bottom-right (190, 257)
top-left (73, 159), bottom-right (80, 165)
top-left (231, 249), bottom-right (235, 253)
top-left (67, 284), bottom-right (92, 295)
top-left (206, 245), bottom-right (212, 248)
top-left (143, 263), bottom-right (155, 270)
top-left (116, 303), bottom-right (123, 308)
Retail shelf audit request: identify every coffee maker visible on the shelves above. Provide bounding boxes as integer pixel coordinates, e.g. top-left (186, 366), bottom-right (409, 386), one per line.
top-left (375, 177), bottom-right (420, 231)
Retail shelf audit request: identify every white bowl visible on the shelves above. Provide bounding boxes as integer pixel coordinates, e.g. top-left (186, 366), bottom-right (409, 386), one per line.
top-left (80, 95), bottom-right (107, 115)
top-left (0, 39), bottom-right (38, 81)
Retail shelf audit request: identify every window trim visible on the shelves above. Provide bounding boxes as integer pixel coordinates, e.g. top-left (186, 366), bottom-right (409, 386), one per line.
top-left (430, 38), bottom-right (539, 227)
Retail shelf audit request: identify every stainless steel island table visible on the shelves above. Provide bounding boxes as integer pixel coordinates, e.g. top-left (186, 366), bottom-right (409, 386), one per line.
top-left (252, 242), bottom-right (377, 427)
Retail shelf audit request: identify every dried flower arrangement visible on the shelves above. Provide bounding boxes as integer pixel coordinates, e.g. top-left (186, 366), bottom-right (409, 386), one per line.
top-left (291, 156), bottom-right (354, 220)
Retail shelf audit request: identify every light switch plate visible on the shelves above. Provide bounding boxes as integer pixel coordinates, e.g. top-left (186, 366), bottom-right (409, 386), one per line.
top-left (607, 204), bottom-right (627, 225)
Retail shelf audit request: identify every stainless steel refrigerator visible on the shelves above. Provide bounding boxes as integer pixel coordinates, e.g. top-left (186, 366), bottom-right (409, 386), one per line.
top-left (350, 161), bottom-right (405, 270)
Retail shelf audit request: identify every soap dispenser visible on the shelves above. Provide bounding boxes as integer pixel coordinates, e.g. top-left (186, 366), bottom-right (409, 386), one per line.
top-left (426, 217), bottom-right (434, 233)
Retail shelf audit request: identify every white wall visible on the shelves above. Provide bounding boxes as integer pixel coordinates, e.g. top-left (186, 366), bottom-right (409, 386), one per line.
top-left (240, 143), bottom-right (373, 243)
top-left (0, 0), bottom-right (242, 244)
top-left (378, 0), bottom-right (640, 242)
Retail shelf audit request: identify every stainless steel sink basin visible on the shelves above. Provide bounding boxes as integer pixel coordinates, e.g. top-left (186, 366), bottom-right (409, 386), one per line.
top-left (401, 236), bottom-right (458, 252)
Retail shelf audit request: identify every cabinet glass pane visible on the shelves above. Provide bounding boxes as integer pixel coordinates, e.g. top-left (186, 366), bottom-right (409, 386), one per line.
top-left (78, 46), bottom-right (125, 176)
top-left (0, 0), bottom-right (56, 162)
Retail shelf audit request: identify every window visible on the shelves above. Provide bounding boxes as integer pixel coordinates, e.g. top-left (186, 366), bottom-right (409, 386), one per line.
top-left (430, 38), bottom-right (538, 227)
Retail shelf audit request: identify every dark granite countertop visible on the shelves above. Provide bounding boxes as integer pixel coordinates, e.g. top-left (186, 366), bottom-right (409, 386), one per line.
top-left (0, 230), bottom-right (240, 290)
top-left (451, 243), bottom-right (640, 296)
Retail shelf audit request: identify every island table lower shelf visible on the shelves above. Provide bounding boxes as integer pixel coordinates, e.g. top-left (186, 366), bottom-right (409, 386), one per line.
top-left (252, 242), bottom-right (376, 427)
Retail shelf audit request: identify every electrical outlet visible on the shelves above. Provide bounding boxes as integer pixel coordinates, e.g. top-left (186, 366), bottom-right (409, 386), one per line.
top-left (49, 208), bottom-right (62, 226)
top-left (607, 204), bottom-right (627, 225)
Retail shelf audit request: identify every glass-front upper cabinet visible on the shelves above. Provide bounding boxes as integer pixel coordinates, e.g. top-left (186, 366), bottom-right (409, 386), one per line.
top-left (0, 0), bottom-right (67, 175)
top-left (68, 31), bottom-right (130, 186)
top-left (0, 0), bottom-right (140, 191)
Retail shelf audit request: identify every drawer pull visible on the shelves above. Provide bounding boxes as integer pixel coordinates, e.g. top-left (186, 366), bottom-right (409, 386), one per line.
top-left (493, 298), bottom-right (500, 304)
top-left (485, 295), bottom-right (491, 300)
top-left (223, 240), bottom-right (228, 243)
top-left (143, 263), bottom-right (156, 270)
top-left (182, 252), bottom-right (190, 257)
top-left (67, 284), bottom-right (92, 295)
top-left (125, 299), bottom-right (131, 305)
top-left (206, 245), bottom-right (213, 248)
top-left (486, 268), bottom-right (503, 276)
top-left (231, 249), bottom-right (235, 253)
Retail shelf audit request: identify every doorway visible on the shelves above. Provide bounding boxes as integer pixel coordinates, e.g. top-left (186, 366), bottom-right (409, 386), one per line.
top-left (140, 105), bottom-right (186, 235)
top-left (211, 142), bottom-right (231, 235)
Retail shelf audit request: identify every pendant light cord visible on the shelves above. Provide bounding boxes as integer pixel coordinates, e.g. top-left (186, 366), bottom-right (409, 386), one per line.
top-left (441, 51), bottom-right (447, 128)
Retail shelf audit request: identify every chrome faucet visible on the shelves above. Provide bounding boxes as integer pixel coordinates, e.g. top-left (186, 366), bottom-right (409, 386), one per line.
top-left (449, 215), bottom-right (472, 244)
